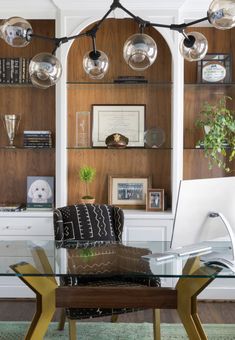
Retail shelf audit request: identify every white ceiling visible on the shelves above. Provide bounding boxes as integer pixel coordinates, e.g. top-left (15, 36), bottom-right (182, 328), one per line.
top-left (0, 0), bottom-right (213, 20)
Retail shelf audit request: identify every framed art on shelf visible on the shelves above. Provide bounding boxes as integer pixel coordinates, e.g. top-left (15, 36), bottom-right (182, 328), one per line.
top-left (27, 176), bottom-right (54, 210)
top-left (108, 175), bottom-right (151, 209)
top-left (197, 53), bottom-right (231, 84)
top-left (92, 104), bottom-right (145, 147)
top-left (146, 189), bottom-right (164, 211)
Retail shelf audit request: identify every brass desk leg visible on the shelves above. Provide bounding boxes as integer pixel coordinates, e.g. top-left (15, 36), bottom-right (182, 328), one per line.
top-left (10, 262), bottom-right (58, 340)
top-left (176, 257), bottom-right (218, 340)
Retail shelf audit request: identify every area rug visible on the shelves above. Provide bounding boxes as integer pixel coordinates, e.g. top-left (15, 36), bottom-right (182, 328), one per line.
top-left (0, 322), bottom-right (234, 339)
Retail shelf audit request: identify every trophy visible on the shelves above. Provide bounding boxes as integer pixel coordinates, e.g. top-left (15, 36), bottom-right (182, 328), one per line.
top-left (2, 114), bottom-right (21, 148)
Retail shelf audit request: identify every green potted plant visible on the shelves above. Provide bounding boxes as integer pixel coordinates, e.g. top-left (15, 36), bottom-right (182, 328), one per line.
top-left (195, 96), bottom-right (235, 172)
top-left (78, 165), bottom-right (96, 203)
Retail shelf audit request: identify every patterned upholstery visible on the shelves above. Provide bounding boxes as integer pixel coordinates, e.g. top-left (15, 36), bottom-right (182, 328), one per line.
top-left (53, 204), bottom-right (160, 320)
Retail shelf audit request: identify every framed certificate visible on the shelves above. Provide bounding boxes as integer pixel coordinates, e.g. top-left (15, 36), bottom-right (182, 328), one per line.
top-left (92, 104), bottom-right (145, 147)
top-left (197, 53), bottom-right (231, 84)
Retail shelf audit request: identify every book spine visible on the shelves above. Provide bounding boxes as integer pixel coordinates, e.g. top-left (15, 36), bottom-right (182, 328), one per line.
top-left (0, 59), bottom-right (2, 84)
top-left (2, 58), bottom-right (6, 84)
top-left (5, 58), bottom-right (11, 84)
top-left (14, 58), bottom-right (20, 84)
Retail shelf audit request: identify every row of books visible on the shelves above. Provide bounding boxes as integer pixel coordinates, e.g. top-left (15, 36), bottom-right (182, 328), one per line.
top-left (0, 58), bottom-right (31, 84)
top-left (23, 130), bottom-right (53, 148)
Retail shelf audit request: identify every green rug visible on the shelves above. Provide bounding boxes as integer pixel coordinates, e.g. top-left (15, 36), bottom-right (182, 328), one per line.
top-left (0, 322), bottom-right (234, 339)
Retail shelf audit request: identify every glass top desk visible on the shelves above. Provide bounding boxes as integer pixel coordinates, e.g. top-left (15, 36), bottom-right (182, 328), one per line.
top-left (2, 240), bottom-right (235, 340)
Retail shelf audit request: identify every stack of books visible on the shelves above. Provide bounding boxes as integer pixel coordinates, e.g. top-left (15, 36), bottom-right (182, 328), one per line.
top-left (113, 76), bottom-right (148, 84)
top-left (23, 130), bottom-right (53, 148)
top-left (0, 57), bottom-right (31, 84)
top-left (0, 203), bottom-right (26, 212)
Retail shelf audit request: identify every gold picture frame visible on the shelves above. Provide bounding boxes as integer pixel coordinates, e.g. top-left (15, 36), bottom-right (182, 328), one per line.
top-left (108, 175), bottom-right (151, 209)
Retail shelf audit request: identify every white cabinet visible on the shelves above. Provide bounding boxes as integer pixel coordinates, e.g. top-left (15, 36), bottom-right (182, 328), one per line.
top-left (0, 212), bottom-right (54, 297)
top-left (123, 211), bottom-right (174, 242)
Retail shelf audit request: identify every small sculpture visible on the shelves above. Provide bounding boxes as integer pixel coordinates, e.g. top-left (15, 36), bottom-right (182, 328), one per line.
top-left (105, 133), bottom-right (129, 148)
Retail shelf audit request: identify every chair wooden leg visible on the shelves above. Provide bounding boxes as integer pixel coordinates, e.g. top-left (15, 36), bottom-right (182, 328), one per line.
top-left (58, 308), bottom-right (66, 330)
top-left (153, 309), bottom-right (161, 340)
top-left (69, 319), bottom-right (77, 340)
top-left (111, 314), bottom-right (119, 323)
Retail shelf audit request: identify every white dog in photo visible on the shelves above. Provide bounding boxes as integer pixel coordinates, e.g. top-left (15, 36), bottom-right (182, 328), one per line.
top-left (28, 179), bottom-right (52, 203)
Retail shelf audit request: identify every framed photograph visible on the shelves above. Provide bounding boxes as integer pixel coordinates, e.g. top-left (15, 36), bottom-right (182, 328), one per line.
top-left (197, 53), bottom-right (231, 84)
top-left (92, 104), bottom-right (145, 147)
top-left (108, 175), bottom-right (151, 209)
top-left (27, 176), bottom-right (54, 210)
top-left (146, 189), bottom-right (164, 211)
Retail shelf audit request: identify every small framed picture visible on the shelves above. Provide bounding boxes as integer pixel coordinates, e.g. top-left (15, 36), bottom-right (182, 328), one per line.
top-left (108, 175), bottom-right (151, 209)
top-left (27, 176), bottom-right (54, 210)
top-left (146, 189), bottom-right (164, 211)
top-left (197, 53), bottom-right (231, 84)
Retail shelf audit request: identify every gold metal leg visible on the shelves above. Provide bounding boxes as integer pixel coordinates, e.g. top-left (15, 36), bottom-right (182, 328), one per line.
top-left (10, 262), bottom-right (57, 340)
top-left (176, 257), bottom-right (220, 340)
top-left (58, 308), bottom-right (67, 330)
top-left (69, 319), bottom-right (77, 340)
top-left (153, 309), bottom-right (161, 340)
top-left (111, 314), bottom-right (119, 322)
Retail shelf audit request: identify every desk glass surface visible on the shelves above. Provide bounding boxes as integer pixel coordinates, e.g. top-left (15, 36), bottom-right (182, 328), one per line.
top-left (1, 240), bottom-right (235, 279)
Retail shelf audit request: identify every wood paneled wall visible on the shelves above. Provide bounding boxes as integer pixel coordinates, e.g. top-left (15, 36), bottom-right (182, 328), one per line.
top-left (184, 27), bottom-right (235, 179)
top-left (67, 19), bottom-right (172, 206)
top-left (0, 20), bottom-right (55, 204)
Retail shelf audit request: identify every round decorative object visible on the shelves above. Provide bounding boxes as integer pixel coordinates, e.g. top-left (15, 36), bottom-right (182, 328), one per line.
top-left (179, 32), bottom-right (208, 62)
top-left (105, 133), bottom-right (129, 148)
top-left (144, 128), bottom-right (165, 148)
top-left (202, 62), bottom-right (226, 82)
top-left (29, 53), bottom-right (62, 89)
top-left (123, 33), bottom-right (157, 71)
top-left (208, 0), bottom-right (235, 30)
top-left (0, 17), bottom-right (32, 47)
top-left (83, 50), bottom-right (109, 79)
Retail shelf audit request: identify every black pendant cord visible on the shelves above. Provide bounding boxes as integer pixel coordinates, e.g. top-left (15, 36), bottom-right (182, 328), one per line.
top-left (28, 0), bottom-right (210, 51)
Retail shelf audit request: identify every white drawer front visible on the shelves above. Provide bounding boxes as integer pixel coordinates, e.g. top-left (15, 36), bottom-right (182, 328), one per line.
top-left (0, 240), bottom-right (54, 257)
top-left (0, 217), bottom-right (53, 236)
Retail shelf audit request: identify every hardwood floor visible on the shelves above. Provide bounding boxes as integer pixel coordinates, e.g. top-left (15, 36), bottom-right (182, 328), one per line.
top-left (0, 299), bottom-right (234, 323)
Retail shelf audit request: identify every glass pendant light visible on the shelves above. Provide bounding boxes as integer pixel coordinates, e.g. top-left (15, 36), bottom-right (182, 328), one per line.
top-left (123, 33), bottom-right (157, 71)
top-left (29, 53), bottom-right (62, 89)
top-left (179, 32), bottom-right (208, 62)
top-left (83, 50), bottom-right (109, 79)
top-left (208, 0), bottom-right (235, 29)
top-left (0, 17), bottom-right (32, 47)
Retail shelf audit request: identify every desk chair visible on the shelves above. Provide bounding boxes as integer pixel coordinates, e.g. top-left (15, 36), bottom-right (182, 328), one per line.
top-left (54, 203), bottom-right (161, 340)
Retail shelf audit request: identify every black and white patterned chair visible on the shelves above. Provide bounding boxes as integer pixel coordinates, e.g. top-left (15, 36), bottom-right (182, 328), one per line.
top-left (53, 203), bottom-right (161, 339)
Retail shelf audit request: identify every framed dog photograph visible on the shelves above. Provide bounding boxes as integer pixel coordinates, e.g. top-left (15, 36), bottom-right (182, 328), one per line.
top-left (146, 189), bottom-right (164, 211)
top-left (27, 176), bottom-right (54, 210)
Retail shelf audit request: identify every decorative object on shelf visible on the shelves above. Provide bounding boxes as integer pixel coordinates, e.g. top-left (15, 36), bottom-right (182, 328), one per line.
top-left (195, 96), bottom-right (235, 172)
top-left (92, 104), bottom-right (145, 147)
top-left (2, 114), bottom-right (20, 148)
top-left (0, 0), bottom-right (234, 88)
top-left (78, 166), bottom-right (96, 204)
top-left (0, 57), bottom-right (31, 84)
top-left (105, 133), bottom-right (129, 148)
top-left (75, 111), bottom-right (90, 147)
top-left (146, 189), bottom-right (165, 212)
top-left (108, 175), bottom-right (151, 209)
top-left (197, 53), bottom-right (231, 83)
top-left (27, 176), bottom-right (54, 210)
top-left (144, 128), bottom-right (166, 148)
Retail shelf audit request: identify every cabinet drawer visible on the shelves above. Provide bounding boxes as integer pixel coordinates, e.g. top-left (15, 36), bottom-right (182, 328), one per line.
top-left (0, 217), bottom-right (53, 236)
top-left (0, 256), bottom-right (54, 275)
top-left (0, 241), bottom-right (54, 257)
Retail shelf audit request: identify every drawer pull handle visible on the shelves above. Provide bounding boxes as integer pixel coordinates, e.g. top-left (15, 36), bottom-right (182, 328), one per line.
top-left (3, 226), bottom-right (32, 231)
